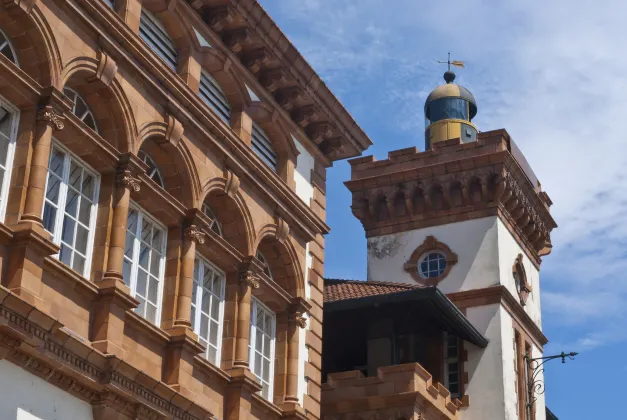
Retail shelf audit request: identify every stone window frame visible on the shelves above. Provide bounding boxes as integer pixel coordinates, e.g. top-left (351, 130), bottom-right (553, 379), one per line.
top-left (403, 236), bottom-right (458, 286)
top-left (513, 254), bottom-right (532, 306)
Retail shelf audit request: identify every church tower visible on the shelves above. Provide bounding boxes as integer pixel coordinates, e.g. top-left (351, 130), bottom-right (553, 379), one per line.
top-left (345, 68), bottom-right (557, 419)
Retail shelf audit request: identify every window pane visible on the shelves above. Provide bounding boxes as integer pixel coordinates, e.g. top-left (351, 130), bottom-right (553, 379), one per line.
top-left (124, 231), bottom-right (135, 257)
top-left (75, 225), bottom-right (88, 254)
top-left (263, 334), bottom-right (270, 356)
top-left (141, 220), bottom-right (152, 243)
top-left (209, 320), bottom-right (218, 345)
top-left (59, 244), bottom-right (72, 266)
top-left (0, 106), bottom-right (12, 139)
top-left (150, 253), bottom-right (160, 277)
top-left (146, 304), bottom-right (156, 323)
top-left (152, 229), bottom-right (163, 251)
top-left (148, 277), bottom-right (159, 304)
top-left (82, 174), bottom-right (94, 197)
top-left (78, 198), bottom-right (91, 225)
top-left (127, 209), bottom-right (138, 231)
top-left (136, 270), bottom-right (147, 296)
top-left (202, 289), bottom-right (210, 313)
top-left (210, 296), bottom-right (220, 319)
top-left (49, 149), bottom-right (64, 176)
top-left (200, 315), bottom-right (209, 336)
top-left (42, 204), bottom-right (57, 232)
top-left (0, 131), bottom-right (9, 165)
top-left (138, 244), bottom-right (149, 269)
top-left (65, 189), bottom-right (79, 217)
top-left (262, 358), bottom-right (270, 381)
top-left (72, 254), bottom-right (85, 273)
top-left (123, 259), bottom-right (132, 286)
top-left (46, 176), bottom-right (61, 203)
top-left (69, 161), bottom-right (81, 189)
top-left (254, 352), bottom-right (262, 376)
top-left (207, 346), bottom-right (217, 364)
top-left (61, 217), bottom-right (75, 244)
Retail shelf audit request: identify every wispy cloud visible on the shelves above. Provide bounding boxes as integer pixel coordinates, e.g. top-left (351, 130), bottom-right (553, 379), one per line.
top-left (260, 0), bottom-right (627, 350)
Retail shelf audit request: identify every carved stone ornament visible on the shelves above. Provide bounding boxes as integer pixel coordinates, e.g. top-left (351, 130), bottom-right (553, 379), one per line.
top-left (37, 106), bottom-right (65, 130)
top-left (116, 170), bottom-right (141, 192)
top-left (184, 225), bottom-right (206, 245)
top-left (513, 253), bottom-right (532, 306)
top-left (240, 272), bottom-right (260, 289)
top-left (403, 235), bottom-right (458, 286)
top-left (290, 312), bottom-right (307, 329)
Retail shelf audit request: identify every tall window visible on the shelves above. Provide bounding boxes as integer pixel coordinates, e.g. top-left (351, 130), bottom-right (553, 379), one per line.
top-left (199, 70), bottom-right (231, 124)
top-left (139, 10), bottom-right (177, 70)
top-left (123, 206), bottom-right (166, 325)
top-left (191, 257), bottom-right (225, 365)
top-left (42, 143), bottom-right (99, 276)
top-left (524, 345), bottom-right (532, 420)
top-left (256, 250), bottom-right (272, 280)
top-left (443, 332), bottom-right (461, 398)
top-left (249, 298), bottom-right (275, 400)
top-left (0, 29), bottom-right (18, 65)
top-left (0, 101), bottom-right (17, 221)
top-left (201, 202), bottom-right (222, 236)
top-left (63, 88), bottom-right (98, 133)
top-left (138, 149), bottom-right (164, 188)
top-left (251, 122), bottom-right (278, 171)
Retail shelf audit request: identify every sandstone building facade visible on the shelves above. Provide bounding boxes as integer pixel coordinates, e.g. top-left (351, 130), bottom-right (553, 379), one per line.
top-left (0, 0), bottom-right (371, 419)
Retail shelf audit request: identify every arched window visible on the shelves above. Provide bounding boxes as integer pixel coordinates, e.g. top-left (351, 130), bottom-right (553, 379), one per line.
top-left (201, 202), bottom-right (222, 236)
top-left (0, 29), bottom-right (18, 65)
top-left (43, 143), bottom-right (99, 277)
top-left (256, 250), bottom-right (273, 280)
top-left (191, 256), bottom-right (225, 365)
top-left (63, 87), bottom-right (98, 133)
top-left (199, 70), bottom-right (231, 124)
top-left (0, 100), bottom-right (18, 221)
top-left (123, 205), bottom-right (166, 325)
top-left (138, 149), bottom-right (164, 188)
top-left (139, 10), bottom-right (177, 70)
top-left (418, 251), bottom-right (447, 279)
top-left (249, 297), bottom-right (275, 400)
top-left (251, 122), bottom-right (278, 171)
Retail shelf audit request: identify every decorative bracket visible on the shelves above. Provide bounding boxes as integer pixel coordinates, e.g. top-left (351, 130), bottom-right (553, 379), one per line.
top-left (184, 224), bottom-right (206, 245)
top-left (116, 170), bottom-right (141, 192)
top-left (36, 106), bottom-right (65, 130)
top-left (524, 351), bottom-right (577, 411)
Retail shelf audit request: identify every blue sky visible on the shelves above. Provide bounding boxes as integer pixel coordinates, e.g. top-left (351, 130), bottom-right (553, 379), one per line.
top-left (259, 0), bottom-right (624, 418)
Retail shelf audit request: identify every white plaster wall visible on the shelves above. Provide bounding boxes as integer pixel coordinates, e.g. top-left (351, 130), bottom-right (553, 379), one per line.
top-left (367, 216), bottom-right (501, 293)
top-left (496, 220), bottom-right (542, 327)
top-left (499, 308), bottom-right (519, 420)
top-left (0, 360), bottom-right (93, 420)
top-left (367, 216), bottom-right (542, 327)
top-left (293, 137), bottom-right (315, 206)
top-left (463, 304), bottom-right (507, 420)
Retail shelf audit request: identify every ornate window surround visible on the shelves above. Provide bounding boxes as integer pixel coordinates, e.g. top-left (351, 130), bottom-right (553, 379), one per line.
top-left (403, 235), bottom-right (458, 286)
top-left (513, 253), bottom-right (532, 306)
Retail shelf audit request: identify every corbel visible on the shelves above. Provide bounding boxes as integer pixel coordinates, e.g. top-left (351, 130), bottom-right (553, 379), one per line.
top-left (306, 122), bottom-right (332, 145)
top-left (222, 27), bottom-right (251, 54)
top-left (164, 114), bottom-right (184, 148)
top-left (275, 86), bottom-right (303, 112)
top-left (88, 50), bottom-right (118, 87)
top-left (291, 104), bottom-right (317, 128)
top-left (275, 217), bottom-right (290, 243)
top-left (259, 67), bottom-right (288, 93)
top-left (2, 0), bottom-right (36, 15)
top-left (242, 48), bottom-right (271, 75)
top-left (223, 168), bottom-right (240, 198)
top-left (202, 5), bottom-right (236, 33)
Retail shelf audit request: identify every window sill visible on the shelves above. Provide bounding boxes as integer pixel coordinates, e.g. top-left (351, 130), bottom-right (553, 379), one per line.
top-left (193, 354), bottom-right (232, 384)
top-left (43, 256), bottom-right (99, 300)
top-left (125, 310), bottom-right (170, 344)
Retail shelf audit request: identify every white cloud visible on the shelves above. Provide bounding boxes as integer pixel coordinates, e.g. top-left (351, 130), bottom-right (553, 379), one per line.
top-left (261, 0), bottom-right (627, 348)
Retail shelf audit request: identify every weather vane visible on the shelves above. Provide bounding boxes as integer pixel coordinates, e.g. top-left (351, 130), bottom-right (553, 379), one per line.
top-left (437, 52), bottom-right (465, 83)
top-left (437, 52), bottom-right (465, 71)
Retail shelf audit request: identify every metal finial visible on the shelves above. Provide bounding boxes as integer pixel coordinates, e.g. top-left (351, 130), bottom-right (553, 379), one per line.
top-left (438, 52), bottom-right (465, 84)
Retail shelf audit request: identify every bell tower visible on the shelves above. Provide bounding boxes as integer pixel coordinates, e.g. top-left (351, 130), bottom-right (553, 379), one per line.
top-left (345, 68), bottom-right (557, 419)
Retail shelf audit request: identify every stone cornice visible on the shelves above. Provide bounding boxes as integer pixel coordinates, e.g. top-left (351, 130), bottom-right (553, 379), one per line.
top-left (346, 131), bottom-right (556, 266)
top-left (188, 0), bottom-right (372, 161)
top-left (51, 0), bottom-right (330, 240)
top-left (0, 285), bottom-right (217, 420)
top-left (447, 285), bottom-right (548, 350)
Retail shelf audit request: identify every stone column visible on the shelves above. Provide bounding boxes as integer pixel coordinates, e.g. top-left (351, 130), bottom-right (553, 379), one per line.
top-left (91, 160), bottom-right (141, 358)
top-left (233, 271), bottom-right (259, 368)
top-left (6, 104), bottom-right (64, 307)
top-left (174, 225), bottom-right (205, 327)
top-left (285, 309), bottom-right (306, 404)
top-left (21, 105), bottom-right (65, 224)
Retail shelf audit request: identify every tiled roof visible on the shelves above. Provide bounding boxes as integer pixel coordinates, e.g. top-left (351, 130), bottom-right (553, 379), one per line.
top-left (323, 279), bottom-right (423, 303)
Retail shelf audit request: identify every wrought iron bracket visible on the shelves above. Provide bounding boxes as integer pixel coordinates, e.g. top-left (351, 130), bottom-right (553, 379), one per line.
top-left (524, 351), bottom-right (578, 410)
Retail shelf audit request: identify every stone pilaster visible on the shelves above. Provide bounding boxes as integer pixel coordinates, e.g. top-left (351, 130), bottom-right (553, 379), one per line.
top-left (91, 157), bottom-right (141, 358)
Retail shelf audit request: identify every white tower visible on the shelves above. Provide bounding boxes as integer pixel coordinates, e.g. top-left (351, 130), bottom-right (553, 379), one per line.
top-left (345, 70), bottom-right (557, 420)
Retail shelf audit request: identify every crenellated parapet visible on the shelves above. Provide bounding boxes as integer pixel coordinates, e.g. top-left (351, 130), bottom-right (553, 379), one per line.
top-left (345, 130), bottom-right (557, 266)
